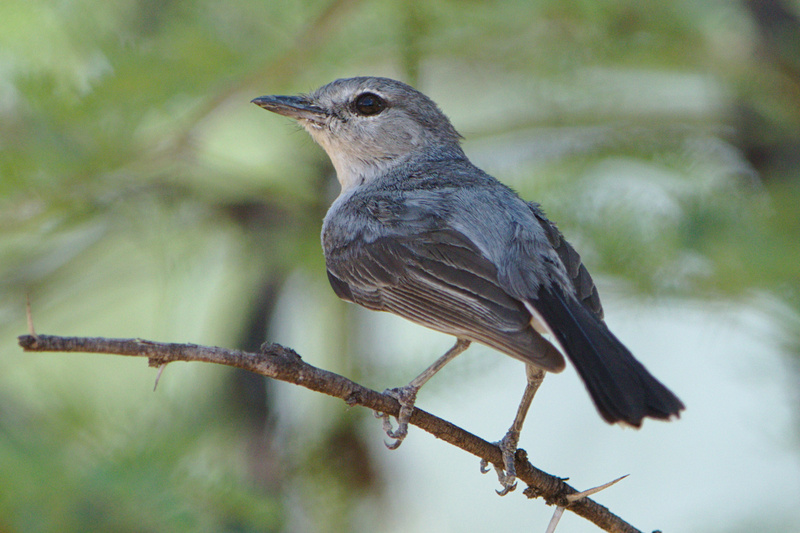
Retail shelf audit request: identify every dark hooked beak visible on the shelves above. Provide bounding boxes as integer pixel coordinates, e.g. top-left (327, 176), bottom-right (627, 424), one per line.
top-left (251, 95), bottom-right (326, 122)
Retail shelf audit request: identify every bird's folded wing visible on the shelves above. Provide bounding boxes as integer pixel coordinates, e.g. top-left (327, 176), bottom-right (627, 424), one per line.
top-left (528, 202), bottom-right (604, 319)
top-left (326, 229), bottom-right (565, 371)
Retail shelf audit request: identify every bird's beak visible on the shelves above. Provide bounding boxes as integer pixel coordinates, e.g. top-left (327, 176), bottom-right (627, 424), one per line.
top-left (251, 95), bottom-right (326, 123)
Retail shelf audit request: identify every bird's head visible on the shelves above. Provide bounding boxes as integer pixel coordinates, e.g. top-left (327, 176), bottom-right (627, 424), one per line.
top-left (252, 77), bottom-right (464, 190)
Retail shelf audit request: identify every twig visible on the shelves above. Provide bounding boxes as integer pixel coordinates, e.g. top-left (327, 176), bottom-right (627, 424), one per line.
top-left (25, 294), bottom-right (36, 338)
top-left (547, 475), bottom-right (630, 532)
top-left (18, 334), bottom-right (644, 533)
top-left (153, 363), bottom-right (168, 391)
top-left (546, 507), bottom-right (567, 533)
top-left (566, 475), bottom-right (629, 504)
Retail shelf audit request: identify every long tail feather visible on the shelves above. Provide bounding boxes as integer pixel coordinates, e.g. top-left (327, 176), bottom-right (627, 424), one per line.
top-left (532, 287), bottom-right (684, 426)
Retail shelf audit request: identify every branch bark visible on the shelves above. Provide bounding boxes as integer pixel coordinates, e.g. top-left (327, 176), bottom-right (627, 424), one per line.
top-left (18, 333), bottom-right (644, 533)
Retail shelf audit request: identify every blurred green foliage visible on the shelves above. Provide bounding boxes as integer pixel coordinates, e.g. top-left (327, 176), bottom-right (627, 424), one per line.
top-left (1, 0), bottom-right (799, 531)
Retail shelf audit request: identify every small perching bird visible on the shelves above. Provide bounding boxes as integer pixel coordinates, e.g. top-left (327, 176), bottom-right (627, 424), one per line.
top-left (252, 77), bottom-right (684, 493)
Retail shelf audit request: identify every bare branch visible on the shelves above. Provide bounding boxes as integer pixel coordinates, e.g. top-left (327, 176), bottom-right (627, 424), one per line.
top-left (18, 333), bottom-right (643, 533)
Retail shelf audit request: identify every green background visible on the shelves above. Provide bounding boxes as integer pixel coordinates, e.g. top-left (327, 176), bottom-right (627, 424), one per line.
top-left (2, 1), bottom-right (799, 531)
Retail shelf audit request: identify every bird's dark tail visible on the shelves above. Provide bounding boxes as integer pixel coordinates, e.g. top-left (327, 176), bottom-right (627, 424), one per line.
top-left (532, 287), bottom-right (684, 426)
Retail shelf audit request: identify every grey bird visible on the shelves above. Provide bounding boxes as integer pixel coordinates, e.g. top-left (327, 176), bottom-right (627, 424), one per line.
top-left (252, 76), bottom-right (684, 493)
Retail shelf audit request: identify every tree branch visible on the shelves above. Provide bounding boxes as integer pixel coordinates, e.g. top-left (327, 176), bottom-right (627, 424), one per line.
top-left (18, 333), bottom-right (644, 533)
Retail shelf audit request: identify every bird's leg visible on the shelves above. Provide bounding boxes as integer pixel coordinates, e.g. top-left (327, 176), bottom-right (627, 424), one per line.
top-left (480, 364), bottom-right (545, 495)
top-left (378, 338), bottom-right (471, 449)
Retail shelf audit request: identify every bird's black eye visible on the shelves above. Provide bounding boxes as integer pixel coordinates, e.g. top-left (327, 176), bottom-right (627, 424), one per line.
top-left (353, 92), bottom-right (386, 116)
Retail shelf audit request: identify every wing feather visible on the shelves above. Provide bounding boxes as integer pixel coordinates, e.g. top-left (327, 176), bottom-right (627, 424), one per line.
top-left (528, 203), bottom-right (603, 318)
top-left (326, 230), bottom-right (565, 371)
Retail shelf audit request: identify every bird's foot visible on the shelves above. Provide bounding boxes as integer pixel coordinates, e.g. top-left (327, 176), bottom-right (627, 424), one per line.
top-left (375, 385), bottom-right (419, 450)
top-left (479, 429), bottom-right (520, 495)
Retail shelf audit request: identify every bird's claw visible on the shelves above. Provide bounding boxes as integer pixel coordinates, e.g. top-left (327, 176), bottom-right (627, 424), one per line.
top-left (374, 410), bottom-right (403, 448)
top-left (479, 429), bottom-right (520, 495)
top-left (376, 385), bottom-right (419, 450)
top-left (495, 468), bottom-right (518, 496)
